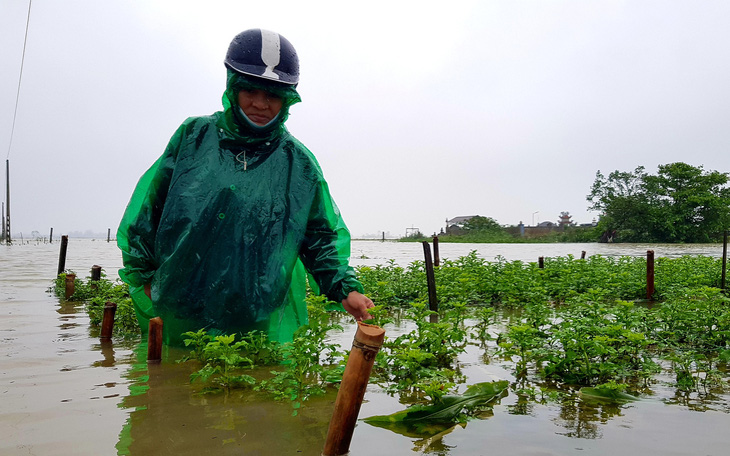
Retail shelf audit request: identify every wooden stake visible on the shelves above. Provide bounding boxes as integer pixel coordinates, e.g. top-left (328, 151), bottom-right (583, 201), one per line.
top-left (422, 241), bottom-right (438, 318)
top-left (100, 302), bottom-right (117, 340)
top-left (147, 317), bottom-right (163, 363)
top-left (57, 235), bottom-right (68, 276)
top-left (646, 250), bottom-right (655, 301)
top-left (538, 256), bottom-right (544, 269)
top-left (433, 236), bottom-right (440, 267)
top-left (721, 230), bottom-right (727, 291)
top-left (581, 251), bottom-right (586, 260)
top-left (64, 273), bottom-right (76, 299)
top-left (323, 322), bottom-right (385, 456)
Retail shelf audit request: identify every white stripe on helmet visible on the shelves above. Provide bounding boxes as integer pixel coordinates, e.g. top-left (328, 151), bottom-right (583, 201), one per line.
top-left (260, 29), bottom-right (281, 80)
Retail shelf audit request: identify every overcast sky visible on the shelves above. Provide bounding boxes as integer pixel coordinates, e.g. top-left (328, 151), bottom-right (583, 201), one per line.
top-left (2, 0), bottom-right (729, 239)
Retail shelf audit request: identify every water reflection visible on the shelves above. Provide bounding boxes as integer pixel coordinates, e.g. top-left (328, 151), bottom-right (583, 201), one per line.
top-left (114, 342), bottom-right (336, 455)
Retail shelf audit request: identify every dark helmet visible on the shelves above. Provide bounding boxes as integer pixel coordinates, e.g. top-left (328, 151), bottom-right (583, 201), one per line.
top-left (224, 29), bottom-right (299, 85)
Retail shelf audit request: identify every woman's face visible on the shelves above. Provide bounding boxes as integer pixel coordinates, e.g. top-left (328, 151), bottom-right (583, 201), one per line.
top-left (237, 89), bottom-right (283, 126)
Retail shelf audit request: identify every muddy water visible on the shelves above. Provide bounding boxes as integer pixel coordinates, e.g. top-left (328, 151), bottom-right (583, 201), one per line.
top-left (1, 239), bottom-right (729, 455)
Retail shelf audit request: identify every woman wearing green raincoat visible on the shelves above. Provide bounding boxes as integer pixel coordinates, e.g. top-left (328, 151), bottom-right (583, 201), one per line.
top-left (117, 29), bottom-right (373, 345)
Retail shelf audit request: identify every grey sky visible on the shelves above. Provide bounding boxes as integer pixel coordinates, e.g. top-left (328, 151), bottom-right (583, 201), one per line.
top-left (2, 0), bottom-right (729, 239)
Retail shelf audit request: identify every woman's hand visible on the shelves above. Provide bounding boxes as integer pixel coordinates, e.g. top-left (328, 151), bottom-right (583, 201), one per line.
top-left (342, 291), bottom-right (374, 321)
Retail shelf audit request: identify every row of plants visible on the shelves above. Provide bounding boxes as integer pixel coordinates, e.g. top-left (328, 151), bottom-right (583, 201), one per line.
top-left (51, 271), bottom-right (139, 335)
top-left (51, 253), bottom-right (730, 431)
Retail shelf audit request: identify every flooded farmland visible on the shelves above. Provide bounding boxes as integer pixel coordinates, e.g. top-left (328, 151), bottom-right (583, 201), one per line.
top-left (1, 238), bottom-right (729, 455)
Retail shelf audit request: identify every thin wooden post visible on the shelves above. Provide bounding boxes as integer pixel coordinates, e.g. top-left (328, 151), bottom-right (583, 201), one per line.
top-left (581, 251), bottom-right (586, 260)
top-left (422, 241), bottom-right (438, 318)
top-left (323, 322), bottom-right (385, 456)
top-left (5, 159), bottom-right (10, 244)
top-left (91, 265), bottom-right (102, 280)
top-left (49, 227), bottom-right (53, 244)
top-left (107, 228), bottom-right (111, 243)
top-left (721, 230), bottom-right (727, 291)
top-left (57, 235), bottom-right (68, 275)
top-left (147, 317), bottom-right (163, 363)
top-left (100, 302), bottom-right (117, 340)
top-left (538, 256), bottom-right (544, 268)
top-left (433, 236), bottom-right (440, 267)
top-left (646, 250), bottom-right (655, 300)
top-left (64, 273), bottom-right (76, 299)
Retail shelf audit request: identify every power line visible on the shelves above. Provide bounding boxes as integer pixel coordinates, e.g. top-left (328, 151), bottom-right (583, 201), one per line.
top-left (6, 0), bottom-right (33, 160)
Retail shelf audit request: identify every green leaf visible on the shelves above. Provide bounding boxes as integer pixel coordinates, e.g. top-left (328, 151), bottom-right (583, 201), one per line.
top-left (362, 381), bottom-right (508, 437)
top-left (579, 387), bottom-right (639, 402)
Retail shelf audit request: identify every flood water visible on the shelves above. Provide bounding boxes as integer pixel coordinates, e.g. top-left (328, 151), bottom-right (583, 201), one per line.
top-left (1, 238), bottom-right (728, 455)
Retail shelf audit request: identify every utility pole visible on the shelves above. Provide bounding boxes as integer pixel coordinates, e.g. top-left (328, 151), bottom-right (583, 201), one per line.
top-left (5, 160), bottom-right (10, 245)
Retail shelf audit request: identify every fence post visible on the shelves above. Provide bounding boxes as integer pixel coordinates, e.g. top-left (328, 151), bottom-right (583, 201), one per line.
top-left (57, 235), bottom-right (68, 275)
top-left (64, 273), bottom-right (76, 299)
top-left (147, 317), bottom-right (163, 363)
top-left (422, 241), bottom-right (438, 320)
top-left (646, 250), bottom-right (655, 300)
top-left (322, 322), bottom-right (385, 456)
top-left (100, 302), bottom-right (117, 340)
top-left (721, 230), bottom-right (727, 291)
top-left (433, 236), bottom-right (440, 267)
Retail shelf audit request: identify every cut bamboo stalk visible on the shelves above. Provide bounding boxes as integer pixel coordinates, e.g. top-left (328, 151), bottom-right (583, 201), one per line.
top-left (422, 241), bottom-right (438, 319)
top-left (100, 301), bottom-right (117, 340)
top-left (57, 235), bottom-right (68, 275)
top-left (647, 250), bottom-right (655, 300)
top-left (147, 317), bottom-right (163, 363)
top-left (64, 273), bottom-right (76, 299)
top-left (322, 322), bottom-right (385, 456)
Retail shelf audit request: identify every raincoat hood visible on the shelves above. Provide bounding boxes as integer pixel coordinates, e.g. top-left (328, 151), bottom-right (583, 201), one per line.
top-left (220, 69), bottom-right (301, 147)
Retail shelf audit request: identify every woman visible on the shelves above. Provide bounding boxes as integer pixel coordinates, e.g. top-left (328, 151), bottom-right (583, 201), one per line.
top-left (117, 29), bottom-right (372, 345)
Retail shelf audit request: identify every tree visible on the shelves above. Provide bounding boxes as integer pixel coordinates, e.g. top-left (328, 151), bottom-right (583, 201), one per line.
top-left (587, 163), bottom-right (730, 243)
top-left (461, 216), bottom-right (502, 233)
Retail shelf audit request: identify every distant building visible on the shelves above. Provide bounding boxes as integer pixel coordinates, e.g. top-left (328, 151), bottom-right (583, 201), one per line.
top-left (445, 215), bottom-right (478, 235)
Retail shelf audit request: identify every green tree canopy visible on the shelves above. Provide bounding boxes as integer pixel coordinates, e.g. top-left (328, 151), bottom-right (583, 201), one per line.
top-left (587, 163), bottom-right (730, 242)
top-left (462, 216), bottom-right (503, 233)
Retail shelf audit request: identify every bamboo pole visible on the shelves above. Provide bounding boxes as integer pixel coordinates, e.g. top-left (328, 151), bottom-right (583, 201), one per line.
top-left (422, 241), bottom-right (438, 319)
top-left (64, 273), bottom-right (76, 299)
top-left (147, 317), bottom-right (163, 363)
top-left (433, 236), bottom-right (440, 267)
top-left (100, 302), bottom-right (117, 340)
top-left (646, 250), bottom-right (655, 300)
top-left (57, 235), bottom-right (68, 275)
top-left (322, 322), bottom-right (385, 456)
top-left (721, 230), bottom-right (727, 291)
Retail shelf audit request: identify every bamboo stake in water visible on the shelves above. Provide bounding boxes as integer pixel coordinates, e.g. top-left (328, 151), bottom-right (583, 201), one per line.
top-left (721, 230), bottom-right (727, 291)
top-left (57, 235), bottom-right (68, 276)
top-left (322, 322), bottom-right (385, 456)
top-left (646, 250), bottom-right (655, 300)
top-left (147, 317), bottom-right (163, 363)
top-left (64, 273), bottom-right (76, 299)
top-left (422, 241), bottom-right (438, 321)
top-left (100, 302), bottom-right (117, 340)
top-left (433, 235), bottom-right (440, 267)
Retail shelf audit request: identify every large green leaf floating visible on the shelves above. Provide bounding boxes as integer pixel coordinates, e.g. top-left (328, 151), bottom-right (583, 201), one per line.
top-left (579, 387), bottom-right (639, 402)
top-left (362, 381), bottom-right (509, 437)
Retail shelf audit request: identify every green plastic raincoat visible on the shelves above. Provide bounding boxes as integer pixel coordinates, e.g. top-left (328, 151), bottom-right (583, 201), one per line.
top-left (117, 71), bottom-right (363, 345)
